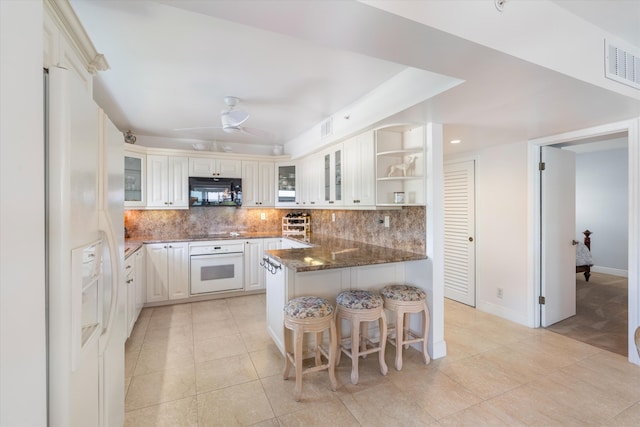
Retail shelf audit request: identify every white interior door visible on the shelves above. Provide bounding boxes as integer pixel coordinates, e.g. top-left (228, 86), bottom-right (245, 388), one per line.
top-left (541, 146), bottom-right (576, 327)
top-left (444, 160), bottom-right (476, 306)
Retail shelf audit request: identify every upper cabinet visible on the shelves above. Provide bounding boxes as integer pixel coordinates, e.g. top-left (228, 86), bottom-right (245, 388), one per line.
top-left (189, 157), bottom-right (242, 178)
top-left (375, 126), bottom-right (425, 206)
top-left (322, 144), bottom-right (343, 207)
top-left (124, 150), bottom-right (145, 208)
top-left (344, 131), bottom-right (375, 208)
top-left (275, 163), bottom-right (298, 207)
top-left (146, 155), bottom-right (189, 209)
top-left (299, 154), bottom-right (323, 208)
top-left (242, 161), bottom-right (275, 207)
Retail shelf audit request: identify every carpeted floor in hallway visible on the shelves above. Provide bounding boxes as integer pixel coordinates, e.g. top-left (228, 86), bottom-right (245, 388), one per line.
top-left (547, 271), bottom-right (628, 356)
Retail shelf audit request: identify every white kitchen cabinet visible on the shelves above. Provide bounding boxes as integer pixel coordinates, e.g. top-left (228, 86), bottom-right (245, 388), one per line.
top-left (299, 154), bottom-right (323, 208)
top-left (133, 246), bottom-right (146, 318)
top-left (275, 162), bottom-right (299, 207)
top-left (145, 242), bottom-right (189, 302)
top-left (242, 161), bottom-right (275, 207)
top-left (146, 155), bottom-right (189, 208)
top-left (322, 143), bottom-right (343, 207)
top-left (263, 237), bottom-right (283, 251)
top-left (344, 130), bottom-right (375, 207)
top-left (189, 157), bottom-right (242, 178)
top-left (124, 150), bottom-right (145, 208)
top-left (279, 237), bottom-right (311, 249)
top-left (167, 243), bottom-right (189, 299)
top-left (244, 239), bottom-right (264, 291)
top-left (124, 254), bottom-right (136, 337)
top-left (375, 126), bottom-right (425, 206)
top-left (124, 246), bottom-right (146, 337)
top-left (245, 237), bottom-right (285, 292)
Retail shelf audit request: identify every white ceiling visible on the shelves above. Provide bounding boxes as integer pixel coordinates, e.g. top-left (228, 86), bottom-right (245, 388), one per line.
top-left (70, 0), bottom-right (640, 157)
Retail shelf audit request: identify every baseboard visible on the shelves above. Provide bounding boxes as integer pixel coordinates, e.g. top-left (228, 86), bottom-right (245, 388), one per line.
top-left (591, 266), bottom-right (628, 277)
top-left (476, 300), bottom-right (530, 327)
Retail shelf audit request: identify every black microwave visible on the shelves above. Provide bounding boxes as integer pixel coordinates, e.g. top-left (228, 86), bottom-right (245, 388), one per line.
top-left (189, 177), bottom-right (242, 207)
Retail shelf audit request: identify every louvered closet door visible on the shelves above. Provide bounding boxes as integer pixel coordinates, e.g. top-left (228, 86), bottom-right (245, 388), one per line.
top-left (444, 160), bottom-right (476, 306)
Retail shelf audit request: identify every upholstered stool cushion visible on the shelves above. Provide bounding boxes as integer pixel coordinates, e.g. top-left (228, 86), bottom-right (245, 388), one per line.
top-left (284, 296), bottom-right (333, 319)
top-left (381, 284), bottom-right (426, 302)
top-left (336, 290), bottom-right (383, 309)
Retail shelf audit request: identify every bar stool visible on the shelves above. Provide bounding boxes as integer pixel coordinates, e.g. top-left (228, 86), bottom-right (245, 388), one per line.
top-left (283, 296), bottom-right (337, 401)
top-left (381, 284), bottom-right (430, 371)
top-left (335, 290), bottom-right (388, 385)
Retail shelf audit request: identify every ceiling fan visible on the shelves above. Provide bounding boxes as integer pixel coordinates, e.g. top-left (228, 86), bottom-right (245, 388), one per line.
top-left (219, 96), bottom-right (249, 133)
top-left (174, 96), bottom-right (257, 135)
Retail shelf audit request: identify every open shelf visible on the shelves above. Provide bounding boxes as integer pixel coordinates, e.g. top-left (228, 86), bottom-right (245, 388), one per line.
top-left (375, 126), bottom-right (425, 206)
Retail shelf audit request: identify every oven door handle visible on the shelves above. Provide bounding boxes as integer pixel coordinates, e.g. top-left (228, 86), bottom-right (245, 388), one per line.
top-left (191, 251), bottom-right (243, 259)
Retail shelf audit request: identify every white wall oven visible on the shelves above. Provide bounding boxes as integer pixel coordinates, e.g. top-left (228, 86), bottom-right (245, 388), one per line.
top-left (189, 241), bottom-right (244, 294)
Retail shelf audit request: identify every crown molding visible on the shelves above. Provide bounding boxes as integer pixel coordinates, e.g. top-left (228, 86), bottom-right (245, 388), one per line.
top-left (44, 0), bottom-right (109, 74)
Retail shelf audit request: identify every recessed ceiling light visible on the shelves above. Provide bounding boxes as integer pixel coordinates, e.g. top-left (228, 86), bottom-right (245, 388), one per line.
top-left (450, 139), bottom-right (461, 144)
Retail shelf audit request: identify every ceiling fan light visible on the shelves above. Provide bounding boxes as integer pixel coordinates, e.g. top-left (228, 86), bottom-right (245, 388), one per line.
top-left (221, 110), bottom-right (249, 127)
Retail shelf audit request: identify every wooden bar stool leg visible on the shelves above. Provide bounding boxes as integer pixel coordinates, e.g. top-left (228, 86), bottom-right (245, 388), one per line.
top-left (335, 314), bottom-right (342, 365)
top-left (360, 321), bottom-right (368, 359)
top-left (378, 313), bottom-right (388, 376)
top-left (421, 302), bottom-right (431, 364)
top-left (350, 317), bottom-right (361, 385)
top-left (328, 320), bottom-right (338, 391)
top-left (283, 325), bottom-right (292, 380)
top-left (293, 324), bottom-right (304, 402)
top-left (403, 312), bottom-right (411, 349)
top-left (394, 309), bottom-right (404, 371)
top-left (315, 332), bottom-right (323, 366)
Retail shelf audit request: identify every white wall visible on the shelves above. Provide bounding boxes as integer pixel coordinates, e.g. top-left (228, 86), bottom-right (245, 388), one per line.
top-left (446, 141), bottom-right (531, 326)
top-left (0, 1), bottom-right (47, 425)
top-left (576, 148), bottom-right (628, 273)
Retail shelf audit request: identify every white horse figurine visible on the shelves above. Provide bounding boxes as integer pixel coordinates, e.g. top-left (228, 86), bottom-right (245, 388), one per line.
top-left (387, 155), bottom-right (417, 177)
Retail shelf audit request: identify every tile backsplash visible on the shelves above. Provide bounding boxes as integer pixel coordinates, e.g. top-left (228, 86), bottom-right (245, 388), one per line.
top-left (125, 206), bottom-right (426, 254)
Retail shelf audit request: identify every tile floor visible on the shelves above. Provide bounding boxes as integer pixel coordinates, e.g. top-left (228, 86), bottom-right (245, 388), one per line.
top-left (124, 294), bottom-right (640, 426)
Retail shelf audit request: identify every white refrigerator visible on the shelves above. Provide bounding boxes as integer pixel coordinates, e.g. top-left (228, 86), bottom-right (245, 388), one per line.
top-left (46, 66), bottom-right (126, 427)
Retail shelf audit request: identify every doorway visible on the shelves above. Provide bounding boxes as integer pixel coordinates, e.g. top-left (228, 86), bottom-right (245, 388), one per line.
top-left (545, 140), bottom-right (629, 355)
top-left (529, 119), bottom-right (639, 365)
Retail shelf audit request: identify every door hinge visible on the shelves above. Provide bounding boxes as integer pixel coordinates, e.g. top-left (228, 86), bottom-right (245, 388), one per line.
top-left (539, 296), bottom-right (546, 304)
top-left (539, 162), bottom-right (546, 171)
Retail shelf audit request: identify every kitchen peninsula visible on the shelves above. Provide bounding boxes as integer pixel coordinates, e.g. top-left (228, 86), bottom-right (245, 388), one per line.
top-left (263, 235), bottom-right (427, 354)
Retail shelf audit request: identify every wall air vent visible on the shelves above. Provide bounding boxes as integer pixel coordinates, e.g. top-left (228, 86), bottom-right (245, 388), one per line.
top-left (605, 39), bottom-right (640, 90)
top-left (320, 117), bottom-right (333, 138)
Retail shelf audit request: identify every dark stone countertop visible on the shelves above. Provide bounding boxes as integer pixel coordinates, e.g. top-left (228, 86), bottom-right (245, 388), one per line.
top-left (125, 232), bottom-right (427, 271)
top-left (265, 234), bottom-right (427, 273)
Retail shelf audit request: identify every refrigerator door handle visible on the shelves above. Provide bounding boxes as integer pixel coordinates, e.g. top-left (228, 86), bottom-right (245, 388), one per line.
top-left (98, 210), bottom-right (121, 354)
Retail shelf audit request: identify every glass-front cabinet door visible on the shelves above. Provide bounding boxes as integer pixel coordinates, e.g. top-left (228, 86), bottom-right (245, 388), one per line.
top-left (124, 150), bottom-right (145, 207)
top-left (275, 162), bottom-right (297, 206)
top-left (323, 144), bottom-right (342, 206)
